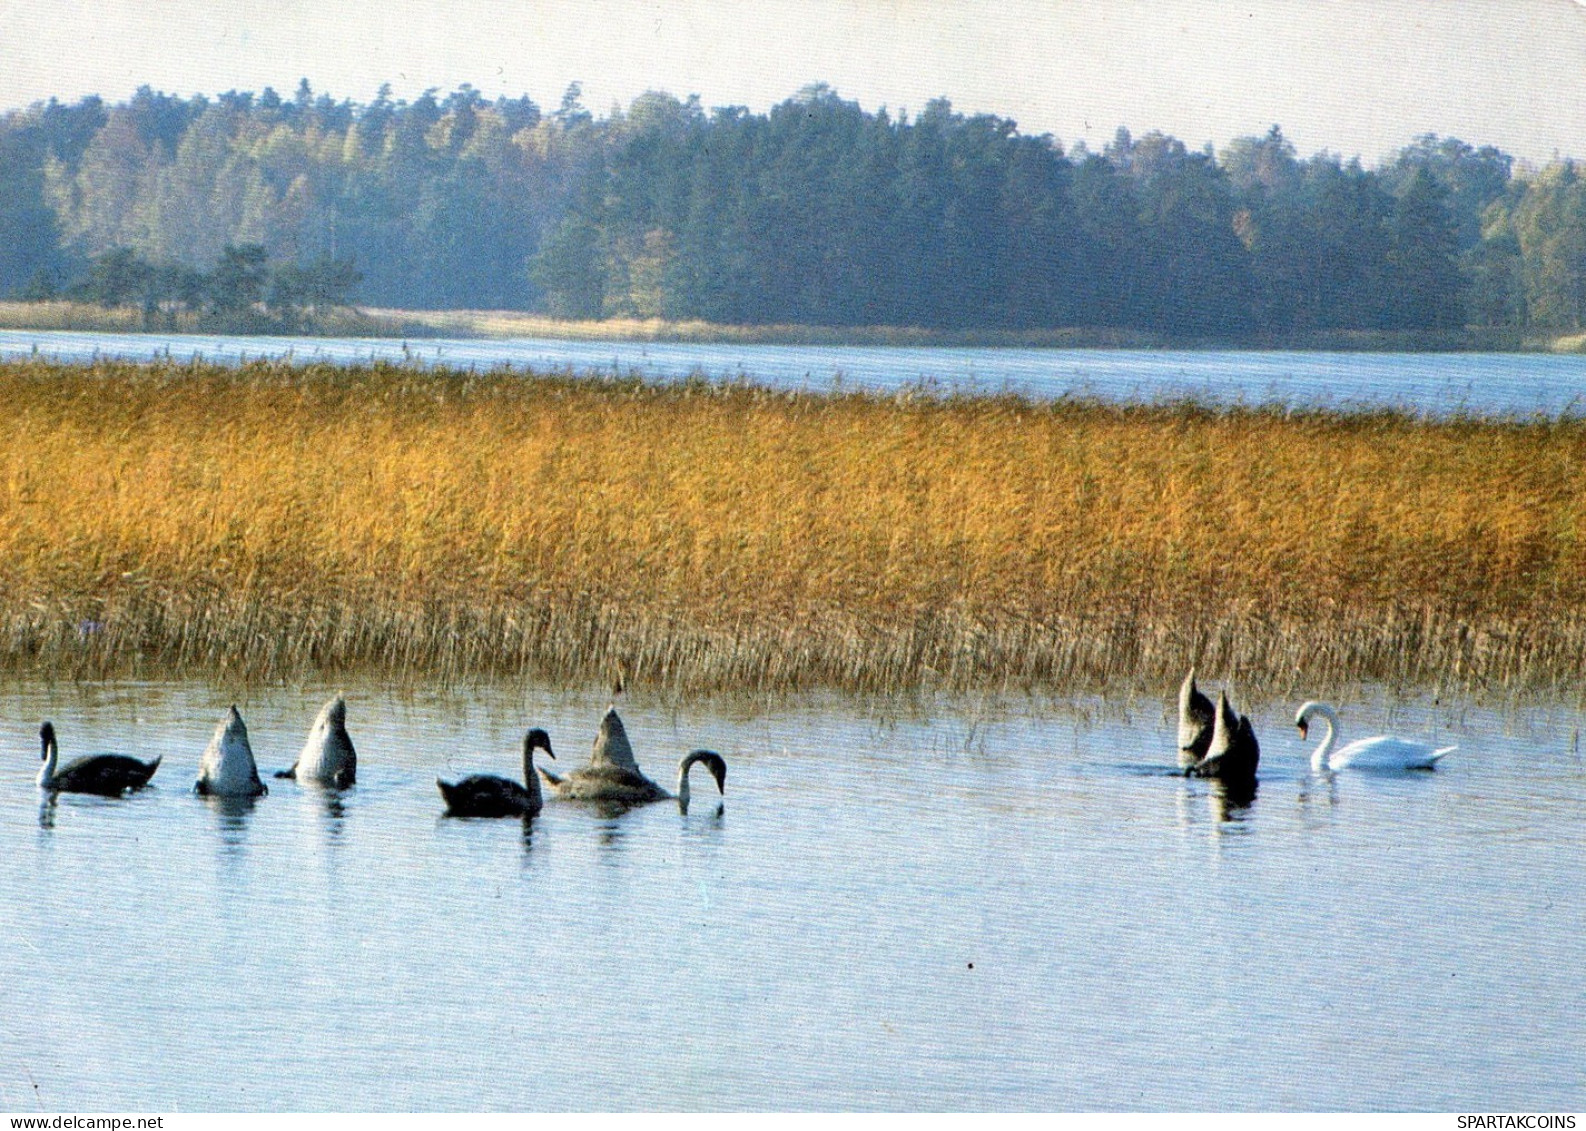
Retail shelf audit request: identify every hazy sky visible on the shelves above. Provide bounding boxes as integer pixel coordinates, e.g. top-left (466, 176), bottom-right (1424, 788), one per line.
top-left (2, 0), bottom-right (1583, 164)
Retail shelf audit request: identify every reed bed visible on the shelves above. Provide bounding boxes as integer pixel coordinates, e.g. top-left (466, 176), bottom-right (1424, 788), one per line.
top-left (2, 357), bottom-right (1585, 699)
top-left (362, 307), bottom-right (1172, 347)
top-left (0, 301), bottom-right (402, 337)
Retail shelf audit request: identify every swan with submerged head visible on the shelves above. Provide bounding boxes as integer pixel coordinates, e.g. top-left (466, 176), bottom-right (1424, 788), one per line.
top-left (1295, 701), bottom-right (1455, 772)
top-left (35, 721), bottom-right (160, 795)
top-left (1185, 689), bottom-right (1260, 782)
top-left (438, 728), bottom-right (555, 818)
top-left (539, 708), bottom-right (727, 812)
top-left (195, 706), bottom-right (268, 797)
top-left (277, 695), bottom-right (356, 787)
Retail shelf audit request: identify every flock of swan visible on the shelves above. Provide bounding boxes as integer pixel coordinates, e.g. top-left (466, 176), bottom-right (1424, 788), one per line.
top-left (1176, 668), bottom-right (1456, 785)
top-left (34, 696), bottom-right (729, 817)
top-left (29, 672), bottom-right (1456, 810)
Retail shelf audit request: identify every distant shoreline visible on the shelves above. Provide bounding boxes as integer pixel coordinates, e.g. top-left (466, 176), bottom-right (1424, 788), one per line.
top-left (2, 300), bottom-right (1582, 353)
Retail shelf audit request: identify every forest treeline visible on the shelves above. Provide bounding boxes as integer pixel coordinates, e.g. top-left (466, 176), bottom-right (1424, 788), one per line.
top-left (2, 80), bottom-right (1584, 336)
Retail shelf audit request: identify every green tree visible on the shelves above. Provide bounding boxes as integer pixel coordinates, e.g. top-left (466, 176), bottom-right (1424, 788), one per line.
top-left (78, 246), bottom-right (152, 306)
top-left (1384, 168), bottom-right (1464, 330)
top-left (531, 214), bottom-right (604, 319)
top-left (208, 243), bottom-right (270, 316)
top-left (1109, 129), bottom-right (1251, 334)
top-left (1508, 161), bottom-right (1586, 330)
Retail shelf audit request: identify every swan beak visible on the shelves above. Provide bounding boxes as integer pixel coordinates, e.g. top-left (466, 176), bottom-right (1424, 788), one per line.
top-left (1297, 720), bottom-right (1308, 740)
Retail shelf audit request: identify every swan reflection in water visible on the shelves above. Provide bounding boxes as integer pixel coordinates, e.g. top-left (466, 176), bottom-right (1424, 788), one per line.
top-left (1211, 776), bottom-right (1258, 821)
top-left (1296, 767), bottom-right (1342, 822)
top-left (291, 781), bottom-right (348, 844)
top-left (1175, 774), bottom-right (1259, 833)
top-left (36, 784), bottom-right (163, 831)
top-left (199, 790), bottom-right (263, 854)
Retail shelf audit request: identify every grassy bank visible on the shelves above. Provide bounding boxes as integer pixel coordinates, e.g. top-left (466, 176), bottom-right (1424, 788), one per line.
top-left (0, 301), bottom-right (408, 338)
top-left (5, 299), bottom-right (1585, 352)
top-left (2, 358), bottom-right (1584, 698)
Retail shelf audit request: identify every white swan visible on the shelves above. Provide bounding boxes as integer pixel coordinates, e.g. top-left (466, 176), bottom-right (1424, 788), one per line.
top-left (195, 706), bottom-right (268, 797)
top-left (278, 695), bottom-right (356, 787)
top-left (1295, 701), bottom-right (1456, 772)
top-left (539, 708), bottom-right (727, 812)
top-left (1177, 668), bottom-right (1214, 768)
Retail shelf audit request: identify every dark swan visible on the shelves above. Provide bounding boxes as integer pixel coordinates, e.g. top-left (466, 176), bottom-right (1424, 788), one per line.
top-left (1176, 667), bottom-right (1215, 768)
top-left (539, 708), bottom-right (727, 812)
top-left (1185, 689), bottom-right (1260, 783)
top-left (195, 706), bottom-right (268, 797)
top-left (277, 695), bottom-right (357, 787)
top-left (438, 728), bottom-right (555, 818)
top-left (35, 721), bottom-right (160, 796)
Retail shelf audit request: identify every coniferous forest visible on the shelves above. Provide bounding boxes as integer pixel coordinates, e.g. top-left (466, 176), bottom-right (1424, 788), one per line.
top-left (2, 79), bottom-right (1583, 337)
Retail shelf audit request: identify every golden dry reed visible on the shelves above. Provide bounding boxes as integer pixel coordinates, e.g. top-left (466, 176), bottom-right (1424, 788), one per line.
top-left (2, 357), bottom-right (1584, 698)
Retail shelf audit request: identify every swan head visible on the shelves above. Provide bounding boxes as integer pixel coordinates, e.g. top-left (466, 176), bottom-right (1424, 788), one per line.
top-left (324, 695), bottom-right (347, 729)
top-left (1294, 700), bottom-right (1333, 740)
top-left (694, 751), bottom-right (727, 794)
top-left (524, 728), bottom-right (555, 759)
top-left (676, 750), bottom-right (727, 813)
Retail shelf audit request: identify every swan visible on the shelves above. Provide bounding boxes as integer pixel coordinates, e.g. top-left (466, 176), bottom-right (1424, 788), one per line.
top-left (438, 728), bottom-right (555, 818)
top-left (277, 695), bottom-right (356, 787)
top-left (1295, 701), bottom-right (1456, 772)
top-left (195, 706), bottom-right (268, 797)
top-left (1177, 667), bottom-right (1214, 767)
top-left (539, 708), bottom-right (727, 812)
top-left (1185, 690), bottom-right (1260, 782)
top-left (35, 721), bottom-right (160, 795)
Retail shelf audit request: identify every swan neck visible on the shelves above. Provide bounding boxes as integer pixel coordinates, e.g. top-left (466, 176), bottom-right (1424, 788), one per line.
top-left (522, 742), bottom-right (542, 805)
top-left (1309, 705), bottom-right (1340, 771)
top-left (37, 731), bottom-right (56, 787)
top-left (676, 760), bottom-right (692, 808)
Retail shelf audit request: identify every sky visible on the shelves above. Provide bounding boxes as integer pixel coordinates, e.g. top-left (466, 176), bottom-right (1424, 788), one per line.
top-left (1, 0), bottom-right (1583, 165)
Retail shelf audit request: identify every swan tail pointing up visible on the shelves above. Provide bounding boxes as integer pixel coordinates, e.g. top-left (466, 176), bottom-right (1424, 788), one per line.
top-left (1177, 668), bottom-right (1214, 766)
top-left (1186, 690), bottom-right (1259, 781)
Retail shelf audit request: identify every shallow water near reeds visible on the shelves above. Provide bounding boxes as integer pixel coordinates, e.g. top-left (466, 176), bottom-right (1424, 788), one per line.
top-left (0, 680), bottom-right (1581, 1112)
top-left (6, 329), bottom-right (1586, 418)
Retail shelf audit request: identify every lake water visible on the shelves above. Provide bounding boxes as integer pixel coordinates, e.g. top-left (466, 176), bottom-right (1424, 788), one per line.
top-left (1, 679), bottom-right (1580, 1112)
top-left (5, 328), bottom-right (1586, 418)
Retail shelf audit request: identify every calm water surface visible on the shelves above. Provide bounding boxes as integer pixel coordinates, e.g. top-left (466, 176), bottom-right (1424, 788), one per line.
top-left (5, 329), bottom-right (1586, 418)
top-left (0, 681), bottom-right (1580, 1111)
